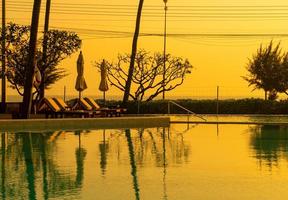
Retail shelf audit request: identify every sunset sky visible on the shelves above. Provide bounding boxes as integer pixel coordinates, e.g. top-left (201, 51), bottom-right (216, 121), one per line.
top-left (3, 0), bottom-right (288, 100)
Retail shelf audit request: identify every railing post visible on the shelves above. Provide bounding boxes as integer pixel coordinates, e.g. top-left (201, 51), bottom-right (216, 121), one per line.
top-left (137, 98), bottom-right (140, 114)
top-left (216, 86), bottom-right (219, 117)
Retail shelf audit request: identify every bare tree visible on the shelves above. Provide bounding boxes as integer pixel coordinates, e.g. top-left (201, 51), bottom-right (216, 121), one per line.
top-left (95, 50), bottom-right (192, 101)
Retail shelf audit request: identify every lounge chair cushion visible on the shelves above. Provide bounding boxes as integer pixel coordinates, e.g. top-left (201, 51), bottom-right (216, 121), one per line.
top-left (53, 97), bottom-right (70, 110)
top-left (84, 97), bottom-right (101, 110)
top-left (79, 98), bottom-right (93, 111)
top-left (42, 98), bottom-right (62, 112)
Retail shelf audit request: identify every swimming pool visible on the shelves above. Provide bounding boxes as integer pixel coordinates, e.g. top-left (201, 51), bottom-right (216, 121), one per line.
top-left (171, 114), bottom-right (288, 124)
top-left (1, 123), bottom-right (288, 200)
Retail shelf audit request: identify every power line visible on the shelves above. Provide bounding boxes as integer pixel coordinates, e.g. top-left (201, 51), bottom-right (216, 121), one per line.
top-left (46, 26), bottom-right (288, 38)
top-left (7, 9), bottom-right (288, 18)
top-left (7, 4), bottom-right (288, 12)
top-left (8, 6), bottom-right (288, 14)
top-left (7, 1), bottom-right (288, 7)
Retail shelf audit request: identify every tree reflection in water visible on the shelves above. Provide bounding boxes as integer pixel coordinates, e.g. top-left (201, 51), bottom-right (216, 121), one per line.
top-left (39, 133), bottom-right (48, 200)
top-left (1, 133), bottom-right (6, 200)
top-left (0, 127), bottom-right (190, 200)
top-left (22, 133), bottom-right (37, 200)
top-left (125, 129), bottom-right (141, 200)
top-left (250, 125), bottom-right (288, 169)
top-left (0, 131), bottom-right (86, 200)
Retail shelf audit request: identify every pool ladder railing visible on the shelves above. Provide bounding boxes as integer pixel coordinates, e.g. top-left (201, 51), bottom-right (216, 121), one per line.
top-left (168, 101), bottom-right (207, 122)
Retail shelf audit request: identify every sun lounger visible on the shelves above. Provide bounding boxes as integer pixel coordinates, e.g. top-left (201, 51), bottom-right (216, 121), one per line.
top-left (38, 97), bottom-right (93, 118)
top-left (54, 97), bottom-right (101, 117)
top-left (53, 97), bottom-right (72, 110)
top-left (73, 98), bottom-right (117, 117)
top-left (84, 97), bottom-right (126, 117)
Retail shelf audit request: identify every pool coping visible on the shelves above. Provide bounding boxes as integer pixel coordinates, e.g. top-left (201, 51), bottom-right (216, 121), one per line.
top-left (0, 116), bottom-right (170, 132)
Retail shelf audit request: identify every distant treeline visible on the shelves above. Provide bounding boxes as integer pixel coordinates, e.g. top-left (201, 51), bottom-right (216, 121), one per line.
top-left (103, 98), bottom-right (288, 115)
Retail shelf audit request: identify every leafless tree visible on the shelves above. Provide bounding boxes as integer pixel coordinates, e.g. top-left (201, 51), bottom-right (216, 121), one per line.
top-left (95, 50), bottom-right (192, 102)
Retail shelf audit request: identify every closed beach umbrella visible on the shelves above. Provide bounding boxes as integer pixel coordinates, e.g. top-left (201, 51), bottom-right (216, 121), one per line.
top-left (99, 59), bottom-right (109, 103)
top-left (75, 51), bottom-right (87, 99)
top-left (33, 66), bottom-right (41, 88)
top-left (33, 65), bottom-right (42, 114)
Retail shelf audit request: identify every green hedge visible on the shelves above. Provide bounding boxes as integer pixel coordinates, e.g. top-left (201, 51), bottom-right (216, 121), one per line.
top-left (104, 98), bottom-right (288, 114)
top-left (68, 98), bottom-right (288, 114)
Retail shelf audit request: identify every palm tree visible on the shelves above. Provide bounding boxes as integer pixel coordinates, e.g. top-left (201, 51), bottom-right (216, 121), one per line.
top-left (40, 0), bottom-right (52, 99)
top-left (22, 0), bottom-right (42, 118)
top-left (1, 0), bottom-right (6, 112)
top-left (122, 0), bottom-right (144, 106)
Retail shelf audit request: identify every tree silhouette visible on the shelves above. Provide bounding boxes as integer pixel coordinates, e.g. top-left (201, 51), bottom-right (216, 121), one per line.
top-left (0, 23), bottom-right (81, 99)
top-left (243, 41), bottom-right (284, 100)
top-left (95, 50), bottom-right (192, 101)
top-left (123, 0), bottom-right (144, 106)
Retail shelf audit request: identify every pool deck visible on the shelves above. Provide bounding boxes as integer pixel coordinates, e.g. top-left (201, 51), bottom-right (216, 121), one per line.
top-left (0, 116), bottom-right (170, 132)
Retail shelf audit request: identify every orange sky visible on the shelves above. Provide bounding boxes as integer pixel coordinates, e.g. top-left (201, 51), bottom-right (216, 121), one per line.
top-left (3, 0), bottom-right (288, 100)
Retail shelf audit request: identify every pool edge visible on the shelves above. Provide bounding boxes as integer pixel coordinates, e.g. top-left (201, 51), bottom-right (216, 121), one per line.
top-left (0, 116), bottom-right (170, 132)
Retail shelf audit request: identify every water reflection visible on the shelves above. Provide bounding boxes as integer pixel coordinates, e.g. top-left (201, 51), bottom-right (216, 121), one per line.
top-left (1, 133), bottom-right (6, 200)
top-left (125, 129), bottom-right (140, 200)
top-left (162, 128), bottom-right (168, 200)
top-left (22, 134), bottom-right (37, 200)
top-left (0, 127), bottom-right (192, 200)
top-left (99, 130), bottom-right (108, 176)
top-left (75, 131), bottom-right (87, 186)
top-left (39, 133), bottom-right (48, 200)
top-left (250, 125), bottom-right (288, 169)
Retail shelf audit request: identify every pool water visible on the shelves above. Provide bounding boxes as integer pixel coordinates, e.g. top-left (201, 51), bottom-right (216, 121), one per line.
top-left (171, 114), bottom-right (288, 123)
top-left (1, 124), bottom-right (288, 200)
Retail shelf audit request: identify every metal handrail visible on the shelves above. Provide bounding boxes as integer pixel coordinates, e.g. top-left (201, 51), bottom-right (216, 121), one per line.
top-left (168, 101), bottom-right (206, 121)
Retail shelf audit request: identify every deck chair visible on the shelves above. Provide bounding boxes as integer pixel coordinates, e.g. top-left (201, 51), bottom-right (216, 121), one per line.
top-left (54, 97), bottom-right (101, 117)
top-left (74, 98), bottom-right (113, 117)
top-left (68, 97), bottom-right (101, 116)
top-left (53, 97), bottom-right (72, 111)
top-left (78, 98), bottom-right (93, 111)
top-left (84, 97), bottom-right (126, 117)
top-left (38, 97), bottom-right (92, 118)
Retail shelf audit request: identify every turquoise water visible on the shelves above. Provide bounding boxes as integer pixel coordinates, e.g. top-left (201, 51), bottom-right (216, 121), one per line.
top-left (2, 124), bottom-right (288, 199)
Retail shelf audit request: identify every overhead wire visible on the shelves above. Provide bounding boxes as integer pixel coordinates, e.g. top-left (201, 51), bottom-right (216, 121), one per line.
top-left (6, 2), bottom-right (288, 41)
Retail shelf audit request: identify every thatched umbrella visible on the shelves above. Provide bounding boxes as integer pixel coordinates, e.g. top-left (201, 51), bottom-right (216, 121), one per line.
top-left (99, 59), bottom-right (109, 104)
top-left (75, 51), bottom-right (87, 100)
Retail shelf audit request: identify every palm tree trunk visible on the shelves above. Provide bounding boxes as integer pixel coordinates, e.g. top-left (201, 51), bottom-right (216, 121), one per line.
top-left (1, 0), bottom-right (6, 112)
top-left (22, 0), bottom-right (42, 119)
top-left (39, 0), bottom-right (51, 100)
top-left (122, 0), bottom-right (144, 106)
